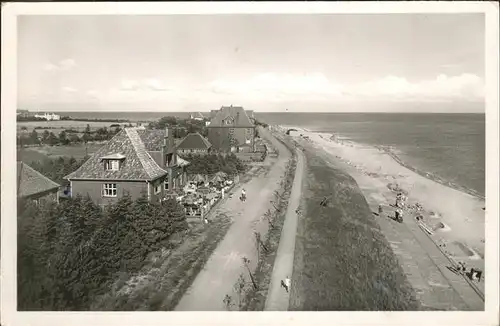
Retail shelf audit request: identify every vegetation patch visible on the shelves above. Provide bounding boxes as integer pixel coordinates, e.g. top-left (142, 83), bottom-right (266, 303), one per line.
top-left (289, 149), bottom-right (420, 310)
top-left (92, 212), bottom-right (232, 310)
top-left (17, 195), bottom-right (188, 311)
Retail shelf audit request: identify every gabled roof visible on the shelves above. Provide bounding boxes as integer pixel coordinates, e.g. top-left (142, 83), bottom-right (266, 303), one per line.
top-left (208, 106), bottom-right (254, 128)
top-left (17, 162), bottom-right (60, 198)
top-left (65, 128), bottom-right (167, 181)
top-left (190, 112), bottom-right (205, 119)
top-left (137, 129), bottom-right (182, 152)
top-left (177, 133), bottom-right (212, 150)
top-left (100, 153), bottom-right (126, 160)
top-left (177, 157), bottom-right (190, 167)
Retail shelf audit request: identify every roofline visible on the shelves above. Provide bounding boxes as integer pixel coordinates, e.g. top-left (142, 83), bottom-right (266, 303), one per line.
top-left (207, 125), bottom-right (255, 128)
top-left (20, 162), bottom-right (61, 188)
top-left (66, 175), bottom-right (167, 182)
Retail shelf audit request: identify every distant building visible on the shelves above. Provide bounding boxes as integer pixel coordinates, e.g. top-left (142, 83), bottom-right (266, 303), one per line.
top-left (176, 132), bottom-right (212, 155)
top-left (17, 162), bottom-right (60, 204)
top-left (17, 110), bottom-right (31, 118)
top-left (65, 127), bottom-right (190, 206)
top-left (34, 112), bottom-right (61, 121)
top-left (207, 105), bottom-right (255, 153)
top-left (189, 112), bottom-right (205, 121)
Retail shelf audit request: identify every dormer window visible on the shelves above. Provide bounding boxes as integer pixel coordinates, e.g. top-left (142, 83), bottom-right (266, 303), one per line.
top-left (100, 153), bottom-right (126, 171)
top-left (105, 160), bottom-right (120, 171)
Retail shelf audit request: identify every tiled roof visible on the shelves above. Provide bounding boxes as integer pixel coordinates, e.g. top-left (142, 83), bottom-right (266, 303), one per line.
top-left (17, 162), bottom-right (60, 198)
top-left (208, 106), bottom-right (254, 128)
top-left (177, 133), bottom-right (212, 150)
top-left (65, 128), bottom-right (167, 181)
top-left (177, 157), bottom-right (190, 167)
top-left (137, 129), bottom-right (182, 152)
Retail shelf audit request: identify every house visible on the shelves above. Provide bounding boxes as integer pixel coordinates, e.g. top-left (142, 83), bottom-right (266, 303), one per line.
top-left (17, 162), bottom-right (60, 204)
top-left (64, 127), bottom-right (190, 206)
top-left (176, 132), bottom-right (212, 155)
top-left (34, 112), bottom-right (61, 121)
top-left (207, 105), bottom-right (256, 153)
top-left (189, 112), bottom-right (205, 121)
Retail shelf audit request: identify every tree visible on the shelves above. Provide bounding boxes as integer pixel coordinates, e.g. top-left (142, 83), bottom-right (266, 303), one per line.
top-left (58, 131), bottom-right (69, 145)
top-left (233, 273), bottom-right (247, 309)
top-left (29, 129), bottom-right (40, 145)
top-left (254, 231), bottom-right (268, 261)
top-left (47, 132), bottom-right (59, 146)
top-left (69, 133), bottom-right (81, 144)
top-left (242, 257), bottom-right (258, 290)
top-left (42, 130), bottom-right (50, 143)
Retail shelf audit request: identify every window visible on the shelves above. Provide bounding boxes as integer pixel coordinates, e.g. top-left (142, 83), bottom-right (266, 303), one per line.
top-left (155, 183), bottom-right (161, 194)
top-left (164, 180), bottom-right (169, 190)
top-left (102, 183), bottom-right (117, 197)
top-left (105, 160), bottom-right (120, 171)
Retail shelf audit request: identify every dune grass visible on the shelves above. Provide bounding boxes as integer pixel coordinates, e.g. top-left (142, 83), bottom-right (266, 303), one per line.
top-left (289, 150), bottom-right (420, 311)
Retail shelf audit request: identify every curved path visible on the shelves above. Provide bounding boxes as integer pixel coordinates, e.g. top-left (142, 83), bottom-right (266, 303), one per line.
top-left (175, 127), bottom-right (291, 311)
top-left (264, 144), bottom-right (305, 311)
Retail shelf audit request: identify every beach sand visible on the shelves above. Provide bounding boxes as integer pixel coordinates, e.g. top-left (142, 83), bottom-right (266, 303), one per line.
top-left (275, 125), bottom-right (485, 308)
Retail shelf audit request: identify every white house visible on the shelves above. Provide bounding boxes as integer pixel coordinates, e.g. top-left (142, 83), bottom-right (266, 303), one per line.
top-left (34, 113), bottom-right (61, 121)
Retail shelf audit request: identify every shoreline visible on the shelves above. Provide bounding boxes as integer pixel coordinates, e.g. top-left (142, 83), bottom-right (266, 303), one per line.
top-left (280, 124), bottom-right (484, 201)
top-left (274, 124), bottom-right (485, 310)
top-left (274, 124), bottom-right (485, 301)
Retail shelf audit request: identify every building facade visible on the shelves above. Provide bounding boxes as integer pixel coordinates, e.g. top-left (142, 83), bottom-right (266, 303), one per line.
top-left (65, 127), bottom-right (189, 206)
top-left (34, 113), bottom-right (61, 121)
top-left (17, 162), bottom-right (60, 204)
top-left (207, 105), bottom-right (256, 153)
top-left (176, 132), bottom-right (212, 155)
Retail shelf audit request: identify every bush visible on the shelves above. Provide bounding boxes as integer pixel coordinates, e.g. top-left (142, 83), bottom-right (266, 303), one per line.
top-left (181, 153), bottom-right (246, 176)
top-left (17, 195), bottom-right (188, 310)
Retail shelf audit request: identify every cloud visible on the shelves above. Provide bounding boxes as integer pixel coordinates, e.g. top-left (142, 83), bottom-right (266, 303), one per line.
top-left (62, 86), bottom-right (77, 93)
top-left (43, 58), bottom-right (76, 72)
top-left (208, 73), bottom-right (344, 102)
top-left (354, 74), bottom-right (484, 100)
top-left (120, 78), bottom-right (169, 92)
top-left (205, 73), bottom-right (484, 102)
top-left (84, 73), bottom-right (484, 105)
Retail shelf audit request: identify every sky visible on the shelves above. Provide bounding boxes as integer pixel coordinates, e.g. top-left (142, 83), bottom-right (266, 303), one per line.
top-left (17, 14), bottom-right (485, 112)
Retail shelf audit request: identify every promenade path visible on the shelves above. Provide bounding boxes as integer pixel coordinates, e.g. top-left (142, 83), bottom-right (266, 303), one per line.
top-left (264, 146), bottom-right (305, 311)
top-left (175, 127), bottom-right (292, 311)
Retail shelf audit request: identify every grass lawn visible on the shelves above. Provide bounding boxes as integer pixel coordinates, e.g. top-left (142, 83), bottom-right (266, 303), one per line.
top-left (289, 149), bottom-right (420, 310)
top-left (17, 120), bottom-right (131, 132)
top-left (18, 143), bottom-right (103, 162)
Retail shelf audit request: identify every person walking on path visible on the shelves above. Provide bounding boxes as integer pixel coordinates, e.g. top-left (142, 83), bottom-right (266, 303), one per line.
top-left (281, 279), bottom-right (288, 293)
top-left (284, 276), bottom-right (291, 293)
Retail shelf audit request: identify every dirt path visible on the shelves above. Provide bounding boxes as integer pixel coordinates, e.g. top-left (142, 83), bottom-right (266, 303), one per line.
top-left (175, 127), bottom-right (291, 311)
top-left (264, 146), bottom-right (305, 311)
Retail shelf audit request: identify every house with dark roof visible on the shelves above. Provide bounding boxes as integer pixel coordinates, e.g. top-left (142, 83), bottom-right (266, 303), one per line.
top-left (64, 127), bottom-right (190, 206)
top-left (207, 105), bottom-right (256, 153)
top-left (17, 162), bottom-right (60, 204)
top-left (176, 132), bottom-right (212, 155)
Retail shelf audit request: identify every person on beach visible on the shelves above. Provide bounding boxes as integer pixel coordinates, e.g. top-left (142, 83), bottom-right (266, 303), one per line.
top-left (240, 188), bottom-right (246, 202)
top-left (395, 208), bottom-right (403, 222)
top-left (378, 205), bottom-right (383, 215)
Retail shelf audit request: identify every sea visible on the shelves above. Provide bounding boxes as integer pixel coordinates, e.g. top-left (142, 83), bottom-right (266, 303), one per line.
top-left (57, 111), bottom-right (485, 198)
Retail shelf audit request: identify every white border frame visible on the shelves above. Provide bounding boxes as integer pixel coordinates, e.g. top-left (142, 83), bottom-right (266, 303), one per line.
top-left (2, 2), bottom-right (499, 326)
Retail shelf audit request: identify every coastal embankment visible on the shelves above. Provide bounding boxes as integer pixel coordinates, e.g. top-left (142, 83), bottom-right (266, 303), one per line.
top-left (280, 125), bottom-right (484, 310)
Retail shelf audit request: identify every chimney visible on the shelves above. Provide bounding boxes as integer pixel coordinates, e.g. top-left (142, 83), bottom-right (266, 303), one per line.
top-left (163, 127), bottom-right (177, 167)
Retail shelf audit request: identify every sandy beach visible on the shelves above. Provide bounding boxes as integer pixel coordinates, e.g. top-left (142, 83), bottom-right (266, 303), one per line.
top-left (275, 124), bottom-right (485, 309)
